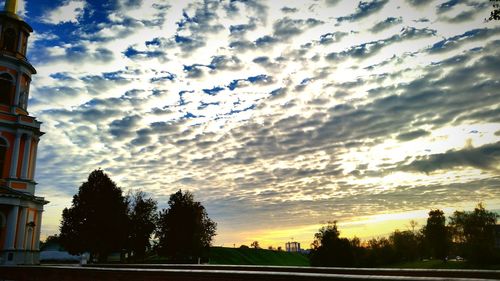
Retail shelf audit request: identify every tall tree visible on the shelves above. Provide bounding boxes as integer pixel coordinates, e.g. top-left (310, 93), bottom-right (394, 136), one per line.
top-left (423, 209), bottom-right (450, 260)
top-left (366, 237), bottom-right (396, 266)
top-left (390, 230), bottom-right (419, 262)
top-left (156, 190), bottom-right (217, 262)
top-left (59, 169), bottom-right (129, 262)
top-left (449, 203), bottom-right (499, 264)
top-left (310, 221), bottom-right (355, 267)
top-left (126, 191), bottom-right (158, 261)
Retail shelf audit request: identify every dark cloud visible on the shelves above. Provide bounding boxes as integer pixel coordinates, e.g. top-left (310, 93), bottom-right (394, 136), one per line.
top-left (183, 64), bottom-right (209, 79)
top-left (327, 27), bottom-right (436, 60)
top-left (109, 115), bottom-right (141, 138)
top-left (428, 28), bottom-right (500, 54)
top-left (337, 0), bottom-right (389, 22)
top-left (254, 17), bottom-right (323, 48)
top-left (438, 1), bottom-right (489, 23)
top-left (396, 129), bottom-right (430, 141)
top-left (228, 74), bottom-right (274, 90)
top-left (370, 17), bottom-right (402, 33)
top-left (401, 142), bottom-right (500, 174)
top-left (209, 55), bottom-right (242, 71)
top-left (223, 0), bottom-right (268, 24)
top-left (229, 21), bottom-right (257, 36)
top-left (123, 46), bottom-right (168, 62)
top-left (436, 0), bottom-right (459, 14)
top-left (34, 45), bottom-right (115, 64)
top-left (273, 17), bottom-right (323, 40)
top-left (174, 0), bottom-right (225, 53)
top-left (228, 39), bottom-right (255, 51)
top-left (319, 32), bottom-right (348, 45)
top-left (281, 7), bottom-right (298, 13)
top-left (325, 0), bottom-right (342, 6)
top-left (406, 0), bottom-right (434, 6)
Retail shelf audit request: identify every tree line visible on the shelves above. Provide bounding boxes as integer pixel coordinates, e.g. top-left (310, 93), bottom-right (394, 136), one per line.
top-left (310, 204), bottom-right (499, 267)
top-left (48, 169), bottom-right (216, 263)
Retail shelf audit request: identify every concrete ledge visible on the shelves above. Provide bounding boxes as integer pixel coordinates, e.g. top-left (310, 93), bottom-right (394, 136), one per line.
top-left (0, 265), bottom-right (499, 281)
top-left (84, 264), bottom-right (500, 279)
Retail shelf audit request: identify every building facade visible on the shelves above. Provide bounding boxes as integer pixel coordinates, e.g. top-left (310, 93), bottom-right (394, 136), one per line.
top-left (0, 0), bottom-right (47, 265)
top-left (285, 241), bottom-right (301, 252)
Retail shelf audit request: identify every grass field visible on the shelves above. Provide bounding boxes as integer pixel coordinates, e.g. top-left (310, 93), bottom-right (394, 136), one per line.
top-left (208, 247), bottom-right (310, 266)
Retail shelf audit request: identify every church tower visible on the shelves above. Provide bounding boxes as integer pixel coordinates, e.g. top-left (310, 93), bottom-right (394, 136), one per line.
top-left (0, 0), bottom-right (47, 265)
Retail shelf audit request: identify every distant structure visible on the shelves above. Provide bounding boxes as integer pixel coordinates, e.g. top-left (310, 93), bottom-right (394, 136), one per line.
top-left (285, 241), bottom-right (301, 252)
top-left (0, 0), bottom-right (47, 265)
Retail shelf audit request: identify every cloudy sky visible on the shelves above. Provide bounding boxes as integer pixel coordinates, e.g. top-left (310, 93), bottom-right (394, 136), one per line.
top-left (10, 0), bottom-right (500, 247)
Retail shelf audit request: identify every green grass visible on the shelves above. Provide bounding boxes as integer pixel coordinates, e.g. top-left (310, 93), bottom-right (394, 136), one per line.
top-left (387, 260), bottom-right (500, 270)
top-left (208, 247), bottom-right (310, 266)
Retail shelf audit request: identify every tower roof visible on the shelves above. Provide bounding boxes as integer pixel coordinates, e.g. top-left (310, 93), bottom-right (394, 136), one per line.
top-left (4, 0), bottom-right (17, 14)
top-left (0, 0), bottom-right (32, 31)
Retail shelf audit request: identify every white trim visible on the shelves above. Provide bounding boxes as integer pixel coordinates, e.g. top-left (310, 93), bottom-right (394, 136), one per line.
top-left (4, 205), bottom-right (19, 250)
top-left (21, 134), bottom-right (31, 178)
top-left (9, 131), bottom-right (21, 178)
top-left (15, 207), bottom-right (27, 250)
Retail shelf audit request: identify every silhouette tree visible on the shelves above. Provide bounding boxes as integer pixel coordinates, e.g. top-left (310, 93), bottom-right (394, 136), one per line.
top-left (390, 230), bottom-right (420, 262)
top-left (449, 203), bottom-right (499, 264)
top-left (366, 237), bottom-right (396, 266)
top-left (40, 234), bottom-right (61, 251)
top-left (423, 209), bottom-right (449, 260)
top-left (251, 241), bottom-right (260, 249)
top-left (408, 220), bottom-right (419, 234)
top-left (310, 221), bottom-right (355, 266)
top-left (126, 191), bottom-right (158, 261)
top-left (156, 190), bottom-right (216, 262)
top-left (59, 169), bottom-right (129, 262)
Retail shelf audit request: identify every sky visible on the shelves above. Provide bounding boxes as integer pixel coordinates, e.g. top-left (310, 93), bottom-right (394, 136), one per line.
top-left (6, 0), bottom-right (500, 248)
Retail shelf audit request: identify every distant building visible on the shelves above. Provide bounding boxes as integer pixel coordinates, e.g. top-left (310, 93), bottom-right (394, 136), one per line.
top-left (285, 241), bottom-right (301, 252)
top-left (0, 0), bottom-right (47, 265)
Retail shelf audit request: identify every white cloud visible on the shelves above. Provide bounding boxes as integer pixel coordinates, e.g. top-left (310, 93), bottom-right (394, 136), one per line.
top-left (41, 0), bottom-right (86, 24)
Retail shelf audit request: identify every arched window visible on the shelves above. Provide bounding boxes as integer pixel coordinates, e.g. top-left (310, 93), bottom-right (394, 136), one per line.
top-left (0, 73), bottom-right (13, 105)
top-left (2, 28), bottom-right (17, 52)
top-left (0, 138), bottom-right (7, 178)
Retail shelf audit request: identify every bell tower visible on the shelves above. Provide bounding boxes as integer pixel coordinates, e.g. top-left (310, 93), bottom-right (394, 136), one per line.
top-left (0, 0), bottom-right (47, 265)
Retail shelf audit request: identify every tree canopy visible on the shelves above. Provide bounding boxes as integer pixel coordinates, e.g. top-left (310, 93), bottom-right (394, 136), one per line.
top-left (156, 190), bottom-right (216, 262)
top-left (126, 191), bottom-right (158, 261)
top-left (449, 203), bottom-right (499, 264)
top-left (310, 221), bottom-right (355, 266)
top-left (59, 169), bottom-right (129, 262)
top-left (423, 209), bottom-right (450, 260)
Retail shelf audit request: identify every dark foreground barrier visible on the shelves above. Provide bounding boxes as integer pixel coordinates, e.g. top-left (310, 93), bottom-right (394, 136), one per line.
top-left (87, 264), bottom-right (500, 279)
top-left (0, 265), bottom-right (499, 281)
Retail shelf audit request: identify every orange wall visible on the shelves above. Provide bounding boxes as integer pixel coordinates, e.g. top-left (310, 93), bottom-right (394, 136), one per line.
top-left (16, 136), bottom-right (25, 177)
top-left (0, 66), bottom-right (17, 76)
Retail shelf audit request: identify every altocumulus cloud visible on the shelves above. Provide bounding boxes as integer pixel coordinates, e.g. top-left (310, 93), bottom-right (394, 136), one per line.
top-left (18, 0), bottom-right (500, 243)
